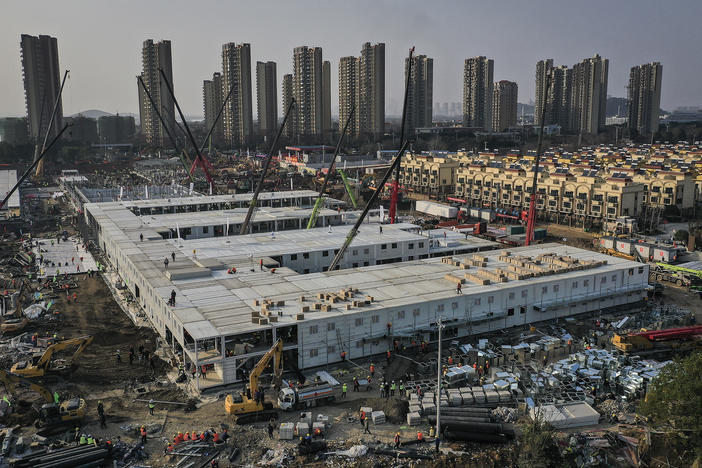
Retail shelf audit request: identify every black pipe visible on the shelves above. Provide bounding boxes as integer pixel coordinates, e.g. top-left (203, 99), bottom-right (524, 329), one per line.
top-left (34, 449), bottom-right (108, 468)
top-left (239, 99), bottom-right (295, 235)
top-left (427, 416), bottom-right (505, 434)
top-left (17, 445), bottom-right (102, 464)
top-left (423, 414), bottom-right (491, 423)
top-left (427, 406), bottom-right (492, 415)
top-left (327, 138), bottom-right (411, 271)
top-left (444, 430), bottom-right (510, 443)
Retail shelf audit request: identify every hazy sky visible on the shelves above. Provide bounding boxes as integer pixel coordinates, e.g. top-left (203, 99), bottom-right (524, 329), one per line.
top-left (2, 0), bottom-right (701, 118)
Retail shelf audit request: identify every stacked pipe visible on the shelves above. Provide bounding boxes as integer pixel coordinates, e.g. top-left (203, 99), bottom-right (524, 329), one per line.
top-left (428, 412), bottom-right (515, 442)
top-left (14, 445), bottom-right (109, 468)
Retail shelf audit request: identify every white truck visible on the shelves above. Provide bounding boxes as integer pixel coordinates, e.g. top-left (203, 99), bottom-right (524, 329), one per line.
top-left (278, 383), bottom-right (339, 410)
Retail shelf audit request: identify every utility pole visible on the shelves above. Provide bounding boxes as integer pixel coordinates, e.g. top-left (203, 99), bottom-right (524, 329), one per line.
top-left (436, 316), bottom-right (444, 443)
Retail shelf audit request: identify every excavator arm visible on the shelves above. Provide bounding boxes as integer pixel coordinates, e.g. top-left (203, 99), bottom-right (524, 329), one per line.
top-left (0, 370), bottom-right (53, 403)
top-left (248, 339), bottom-right (283, 395)
top-left (12, 335), bottom-right (93, 376)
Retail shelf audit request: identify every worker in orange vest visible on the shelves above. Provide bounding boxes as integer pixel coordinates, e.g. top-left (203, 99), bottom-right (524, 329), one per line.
top-left (394, 432), bottom-right (401, 448)
top-left (448, 356), bottom-right (453, 365)
top-left (369, 363), bottom-right (375, 376)
top-left (417, 431), bottom-right (424, 442)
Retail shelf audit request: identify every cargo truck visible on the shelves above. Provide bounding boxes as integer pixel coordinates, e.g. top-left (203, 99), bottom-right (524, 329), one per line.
top-left (278, 382), bottom-right (339, 410)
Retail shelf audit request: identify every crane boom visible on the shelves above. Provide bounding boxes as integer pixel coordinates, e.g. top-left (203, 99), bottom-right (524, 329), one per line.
top-left (307, 105), bottom-right (355, 229)
top-left (338, 169), bottom-right (358, 209)
top-left (158, 68), bottom-right (216, 191)
top-left (239, 99), bottom-right (295, 235)
top-left (389, 47), bottom-right (414, 224)
top-left (35, 70), bottom-right (70, 178)
top-left (328, 139), bottom-right (411, 271)
top-left (0, 124), bottom-right (70, 210)
top-left (525, 69), bottom-right (552, 246)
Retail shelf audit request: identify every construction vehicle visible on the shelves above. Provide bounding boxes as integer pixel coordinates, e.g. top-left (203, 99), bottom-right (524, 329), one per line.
top-left (225, 339), bottom-right (283, 423)
top-left (612, 325), bottom-right (702, 354)
top-left (389, 47), bottom-right (414, 224)
top-left (278, 381), bottom-right (339, 411)
top-left (11, 335), bottom-right (93, 378)
top-left (649, 264), bottom-right (698, 287)
top-left (0, 370), bottom-right (85, 427)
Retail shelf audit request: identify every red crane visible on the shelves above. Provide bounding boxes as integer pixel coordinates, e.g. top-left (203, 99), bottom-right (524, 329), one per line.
top-left (525, 69), bottom-right (552, 246)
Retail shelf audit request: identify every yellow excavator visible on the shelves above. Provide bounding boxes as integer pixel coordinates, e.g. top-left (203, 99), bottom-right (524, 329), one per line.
top-left (225, 339), bottom-right (283, 424)
top-left (0, 369), bottom-right (85, 427)
top-left (11, 335), bottom-right (94, 378)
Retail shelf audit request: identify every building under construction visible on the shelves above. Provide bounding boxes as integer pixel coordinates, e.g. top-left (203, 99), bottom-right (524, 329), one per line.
top-left (83, 191), bottom-right (649, 390)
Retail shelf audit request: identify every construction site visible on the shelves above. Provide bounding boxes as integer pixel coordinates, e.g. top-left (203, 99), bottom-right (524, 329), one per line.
top-left (0, 49), bottom-right (701, 468)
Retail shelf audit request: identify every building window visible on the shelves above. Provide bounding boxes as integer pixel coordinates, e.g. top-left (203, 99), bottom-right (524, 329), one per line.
top-left (638, 267), bottom-right (644, 274)
top-left (452, 302), bottom-right (458, 309)
top-left (508, 292), bottom-right (515, 300)
top-left (521, 290), bottom-right (527, 297)
top-left (364, 248), bottom-right (369, 254)
top-left (572, 281), bottom-right (578, 288)
top-left (309, 325), bottom-right (318, 334)
top-left (381, 244), bottom-right (387, 250)
top-left (327, 345), bottom-right (335, 354)
top-left (327, 323), bottom-right (335, 331)
top-left (372, 315), bottom-right (379, 324)
top-left (583, 279), bottom-right (589, 287)
top-left (419, 242), bottom-right (424, 248)
top-left (438, 304), bottom-right (445, 312)
top-left (290, 254), bottom-right (297, 261)
top-left (413, 308), bottom-right (420, 317)
top-left (601, 276), bottom-right (606, 284)
top-left (309, 348), bottom-right (318, 358)
top-left (323, 250), bottom-right (330, 257)
top-left (508, 308), bottom-right (514, 316)
top-left (391, 243), bottom-right (398, 249)
top-left (611, 274), bottom-right (617, 282)
top-left (409, 243), bottom-right (414, 250)
top-left (554, 285), bottom-right (559, 292)
top-left (520, 306), bottom-right (526, 314)
top-left (474, 298), bottom-right (481, 306)
top-left (628, 268), bottom-right (634, 276)
top-left (397, 310), bottom-right (405, 319)
top-left (541, 286), bottom-right (547, 294)
top-left (303, 252), bottom-right (310, 259)
top-left (203, 226), bottom-right (209, 233)
top-left (352, 263), bottom-right (358, 268)
top-left (355, 318), bottom-right (363, 326)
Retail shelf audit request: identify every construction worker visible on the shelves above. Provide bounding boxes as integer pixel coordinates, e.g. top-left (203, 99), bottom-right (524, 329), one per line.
top-left (87, 434), bottom-right (94, 446)
top-left (369, 363), bottom-right (375, 377)
top-left (303, 433), bottom-right (312, 446)
top-left (74, 427), bottom-right (80, 443)
top-left (192, 430), bottom-right (199, 441)
top-left (394, 432), bottom-right (401, 448)
top-left (353, 377), bottom-right (359, 392)
top-left (390, 381), bottom-right (396, 396)
top-left (340, 351), bottom-right (346, 361)
top-left (363, 417), bottom-right (371, 434)
top-left (456, 282), bottom-right (462, 294)
top-left (80, 434), bottom-right (87, 445)
top-left (116, 349), bottom-right (121, 363)
top-left (448, 355), bottom-right (453, 366)
top-left (149, 399), bottom-right (155, 415)
top-left (213, 431), bottom-right (220, 444)
top-left (417, 431), bottom-right (424, 442)
top-left (165, 442), bottom-right (173, 454)
top-left (342, 382), bottom-right (347, 398)
top-left (429, 425), bottom-right (435, 438)
top-left (386, 350), bottom-right (391, 363)
top-left (360, 410), bottom-right (366, 425)
top-left (267, 419), bottom-right (275, 438)
top-left (140, 425), bottom-right (147, 444)
top-left (399, 381), bottom-right (404, 396)
top-left (54, 391), bottom-right (60, 404)
top-left (176, 432), bottom-right (184, 444)
top-left (435, 436), bottom-right (440, 453)
top-left (183, 432), bottom-right (190, 441)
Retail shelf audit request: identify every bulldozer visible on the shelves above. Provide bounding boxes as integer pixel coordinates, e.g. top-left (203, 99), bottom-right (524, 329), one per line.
top-left (11, 335), bottom-right (93, 378)
top-left (225, 339), bottom-right (283, 424)
top-left (0, 369), bottom-right (85, 428)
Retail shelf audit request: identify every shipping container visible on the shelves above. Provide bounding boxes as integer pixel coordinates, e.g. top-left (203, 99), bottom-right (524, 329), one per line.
top-left (506, 225), bottom-right (525, 235)
top-left (615, 239), bottom-right (633, 255)
top-left (479, 209), bottom-right (496, 222)
top-left (534, 228), bottom-right (547, 240)
top-left (416, 200), bottom-right (458, 218)
top-left (653, 246), bottom-right (678, 263)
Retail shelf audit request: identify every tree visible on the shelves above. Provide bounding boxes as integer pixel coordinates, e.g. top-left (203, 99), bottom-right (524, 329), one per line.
top-left (638, 351), bottom-right (702, 457)
top-left (517, 418), bottom-right (562, 468)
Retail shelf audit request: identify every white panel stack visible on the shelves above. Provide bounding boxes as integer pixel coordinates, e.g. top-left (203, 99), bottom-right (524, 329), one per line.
top-left (295, 422), bottom-right (310, 436)
top-left (371, 410), bottom-right (386, 424)
top-left (279, 422), bottom-right (295, 440)
top-left (406, 412), bottom-right (422, 425)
